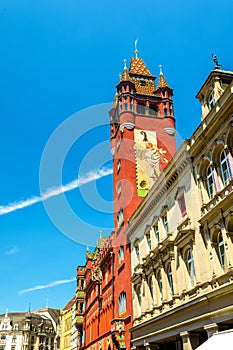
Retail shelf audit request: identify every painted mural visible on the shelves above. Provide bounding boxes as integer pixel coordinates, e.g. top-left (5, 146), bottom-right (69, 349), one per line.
top-left (134, 129), bottom-right (168, 197)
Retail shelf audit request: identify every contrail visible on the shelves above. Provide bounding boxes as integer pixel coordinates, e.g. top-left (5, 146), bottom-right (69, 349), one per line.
top-left (0, 167), bottom-right (113, 216)
top-left (19, 277), bottom-right (76, 295)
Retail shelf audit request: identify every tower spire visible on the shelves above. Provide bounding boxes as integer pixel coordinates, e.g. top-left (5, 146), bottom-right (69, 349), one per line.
top-left (120, 59), bottom-right (130, 82)
top-left (158, 64), bottom-right (170, 88)
top-left (134, 38), bottom-right (139, 58)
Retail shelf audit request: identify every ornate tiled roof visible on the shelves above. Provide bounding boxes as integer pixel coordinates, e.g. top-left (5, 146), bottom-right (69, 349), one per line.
top-left (120, 67), bottom-right (131, 82)
top-left (129, 57), bottom-right (153, 77)
top-left (158, 72), bottom-right (170, 88)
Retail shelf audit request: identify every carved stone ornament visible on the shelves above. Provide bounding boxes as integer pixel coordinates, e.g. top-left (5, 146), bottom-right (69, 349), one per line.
top-left (119, 122), bottom-right (135, 132)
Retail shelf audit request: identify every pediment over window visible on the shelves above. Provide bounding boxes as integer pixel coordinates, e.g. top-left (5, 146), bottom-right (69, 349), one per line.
top-left (174, 217), bottom-right (195, 247)
top-left (174, 229), bottom-right (195, 248)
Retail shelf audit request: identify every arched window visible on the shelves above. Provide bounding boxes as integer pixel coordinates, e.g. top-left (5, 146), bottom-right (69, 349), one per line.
top-left (220, 150), bottom-right (232, 186)
top-left (118, 246), bottom-right (124, 263)
top-left (185, 249), bottom-right (196, 288)
top-left (118, 292), bottom-right (126, 315)
top-left (148, 276), bottom-right (154, 305)
top-left (157, 271), bottom-right (163, 301)
top-left (206, 166), bottom-right (216, 199)
top-left (217, 232), bottom-right (227, 270)
top-left (167, 264), bottom-right (174, 297)
top-left (117, 209), bottom-right (124, 228)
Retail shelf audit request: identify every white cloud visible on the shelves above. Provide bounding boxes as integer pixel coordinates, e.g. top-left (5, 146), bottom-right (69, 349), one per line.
top-left (0, 167), bottom-right (113, 216)
top-left (19, 277), bottom-right (76, 295)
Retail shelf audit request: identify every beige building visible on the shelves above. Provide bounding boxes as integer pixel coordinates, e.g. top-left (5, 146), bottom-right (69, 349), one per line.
top-left (126, 65), bottom-right (233, 349)
top-left (0, 310), bottom-right (57, 350)
top-left (60, 297), bottom-right (75, 350)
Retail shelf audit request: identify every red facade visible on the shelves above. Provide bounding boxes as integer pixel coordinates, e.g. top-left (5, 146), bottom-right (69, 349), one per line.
top-left (76, 53), bottom-right (176, 350)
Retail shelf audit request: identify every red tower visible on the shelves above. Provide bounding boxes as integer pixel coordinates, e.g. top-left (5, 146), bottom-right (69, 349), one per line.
top-left (109, 52), bottom-right (176, 349)
top-left (109, 55), bottom-right (176, 230)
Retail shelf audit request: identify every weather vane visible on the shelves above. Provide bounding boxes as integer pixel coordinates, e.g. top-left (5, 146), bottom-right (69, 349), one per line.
top-left (212, 54), bottom-right (222, 69)
top-left (135, 38), bottom-right (139, 58)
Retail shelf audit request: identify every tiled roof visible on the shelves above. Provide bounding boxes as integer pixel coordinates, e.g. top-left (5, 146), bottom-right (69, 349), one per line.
top-left (158, 72), bottom-right (170, 88)
top-left (120, 67), bottom-right (131, 82)
top-left (129, 58), bottom-right (153, 77)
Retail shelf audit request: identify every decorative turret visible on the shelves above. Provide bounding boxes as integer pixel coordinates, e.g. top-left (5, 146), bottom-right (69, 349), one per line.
top-left (158, 65), bottom-right (170, 88)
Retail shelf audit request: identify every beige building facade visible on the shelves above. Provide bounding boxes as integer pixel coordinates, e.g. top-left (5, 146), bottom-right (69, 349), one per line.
top-left (126, 66), bottom-right (233, 349)
top-left (0, 310), bottom-right (57, 350)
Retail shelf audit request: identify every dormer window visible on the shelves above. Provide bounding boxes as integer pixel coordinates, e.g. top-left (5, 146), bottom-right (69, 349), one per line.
top-left (208, 92), bottom-right (215, 110)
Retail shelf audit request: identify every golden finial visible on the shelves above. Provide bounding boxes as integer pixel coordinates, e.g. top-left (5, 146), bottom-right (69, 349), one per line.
top-left (134, 38), bottom-right (139, 58)
top-left (99, 229), bottom-right (102, 238)
top-left (124, 59), bottom-right (127, 70)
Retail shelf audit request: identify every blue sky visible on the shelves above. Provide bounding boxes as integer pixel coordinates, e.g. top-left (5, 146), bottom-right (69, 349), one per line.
top-left (0, 0), bottom-right (233, 313)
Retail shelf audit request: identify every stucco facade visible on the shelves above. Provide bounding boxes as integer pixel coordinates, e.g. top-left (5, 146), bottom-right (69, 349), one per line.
top-left (126, 67), bottom-right (233, 349)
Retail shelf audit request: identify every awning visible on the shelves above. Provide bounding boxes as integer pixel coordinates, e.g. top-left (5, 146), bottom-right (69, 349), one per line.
top-left (196, 329), bottom-right (233, 350)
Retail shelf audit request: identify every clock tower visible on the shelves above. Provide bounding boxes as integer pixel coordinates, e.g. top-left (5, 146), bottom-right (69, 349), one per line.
top-left (109, 52), bottom-right (176, 231)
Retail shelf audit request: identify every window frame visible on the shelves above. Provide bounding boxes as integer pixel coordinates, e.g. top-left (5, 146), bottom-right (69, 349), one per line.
top-left (220, 150), bottom-right (232, 186)
top-left (167, 263), bottom-right (174, 297)
top-left (185, 248), bottom-right (196, 288)
top-left (118, 291), bottom-right (126, 315)
top-left (206, 166), bottom-right (216, 199)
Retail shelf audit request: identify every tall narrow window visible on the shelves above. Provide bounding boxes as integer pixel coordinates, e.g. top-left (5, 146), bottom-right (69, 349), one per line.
top-left (136, 286), bottom-right (141, 311)
top-left (162, 214), bottom-right (169, 234)
top-left (146, 232), bottom-right (152, 251)
top-left (148, 276), bottom-right (154, 305)
top-left (208, 92), bottom-right (215, 110)
top-left (186, 249), bottom-right (196, 288)
top-left (135, 243), bottom-right (140, 262)
top-left (217, 232), bottom-right (227, 270)
top-left (118, 292), bottom-right (126, 314)
top-left (220, 150), bottom-right (232, 186)
top-left (153, 224), bottom-right (160, 243)
top-left (167, 264), bottom-right (174, 297)
top-left (157, 271), bottom-right (163, 301)
top-left (175, 187), bottom-right (187, 217)
top-left (206, 166), bottom-right (216, 199)
top-left (117, 182), bottom-right (121, 196)
top-left (117, 209), bottom-right (124, 228)
top-left (117, 160), bottom-right (121, 173)
top-left (118, 246), bottom-right (124, 263)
